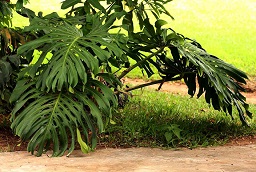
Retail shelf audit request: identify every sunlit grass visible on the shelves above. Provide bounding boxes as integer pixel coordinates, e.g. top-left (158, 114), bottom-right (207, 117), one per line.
top-left (164, 0), bottom-right (256, 76)
top-left (11, 0), bottom-right (65, 27)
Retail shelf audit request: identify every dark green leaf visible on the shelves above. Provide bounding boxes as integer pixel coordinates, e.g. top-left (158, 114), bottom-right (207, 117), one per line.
top-left (87, 0), bottom-right (106, 13)
top-left (155, 19), bottom-right (168, 29)
top-left (61, 0), bottom-right (82, 9)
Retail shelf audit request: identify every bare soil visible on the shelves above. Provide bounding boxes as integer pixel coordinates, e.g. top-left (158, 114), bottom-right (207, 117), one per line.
top-left (123, 77), bottom-right (256, 104)
top-left (0, 78), bottom-right (256, 171)
top-left (1, 146), bottom-right (256, 172)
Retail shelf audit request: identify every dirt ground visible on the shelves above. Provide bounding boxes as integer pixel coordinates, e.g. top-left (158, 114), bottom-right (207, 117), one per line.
top-left (123, 77), bottom-right (256, 104)
top-left (0, 78), bottom-right (256, 171)
top-left (1, 145), bottom-right (256, 172)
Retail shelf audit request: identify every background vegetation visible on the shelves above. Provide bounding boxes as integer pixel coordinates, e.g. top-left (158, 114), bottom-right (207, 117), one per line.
top-left (11, 0), bottom-right (256, 78)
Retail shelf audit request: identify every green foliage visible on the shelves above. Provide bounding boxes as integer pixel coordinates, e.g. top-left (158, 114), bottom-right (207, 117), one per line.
top-left (10, 9), bottom-right (123, 156)
top-left (0, 1), bottom-right (13, 27)
top-left (76, 128), bottom-right (91, 154)
top-left (122, 22), bottom-right (251, 125)
top-left (0, 0), bottom-right (29, 27)
top-left (0, 27), bottom-right (29, 114)
top-left (0, 0), bottom-right (31, 115)
top-left (1, 0), bottom-right (252, 156)
top-left (10, 78), bottom-right (117, 156)
top-left (162, 124), bottom-right (182, 145)
top-left (18, 16), bottom-right (122, 91)
top-left (159, 39), bottom-right (252, 124)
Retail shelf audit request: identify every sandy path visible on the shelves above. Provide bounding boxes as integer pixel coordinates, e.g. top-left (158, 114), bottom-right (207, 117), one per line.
top-left (124, 78), bottom-right (256, 104)
top-left (1, 145), bottom-right (256, 172)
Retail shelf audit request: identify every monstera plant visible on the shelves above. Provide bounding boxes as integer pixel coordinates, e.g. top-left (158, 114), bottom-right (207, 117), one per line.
top-left (0, 0), bottom-right (252, 156)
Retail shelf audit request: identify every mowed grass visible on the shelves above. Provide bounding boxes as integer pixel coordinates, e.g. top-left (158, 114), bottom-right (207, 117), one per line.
top-left (164, 0), bottom-right (256, 77)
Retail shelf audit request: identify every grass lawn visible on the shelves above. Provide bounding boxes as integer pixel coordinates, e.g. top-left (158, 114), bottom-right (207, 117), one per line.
top-left (164, 0), bottom-right (256, 77)
top-left (103, 89), bottom-right (256, 148)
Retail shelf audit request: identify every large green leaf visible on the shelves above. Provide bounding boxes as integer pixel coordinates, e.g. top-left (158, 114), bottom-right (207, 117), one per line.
top-left (76, 128), bottom-right (91, 153)
top-left (10, 78), bottom-right (118, 156)
top-left (61, 0), bottom-right (82, 9)
top-left (175, 40), bottom-right (251, 124)
top-left (18, 19), bottom-right (122, 92)
top-left (87, 0), bottom-right (106, 13)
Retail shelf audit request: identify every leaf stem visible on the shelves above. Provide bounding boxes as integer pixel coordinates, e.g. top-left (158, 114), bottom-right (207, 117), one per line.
top-left (117, 47), bottom-right (165, 79)
top-left (124, 76), bottom-right (182, 92)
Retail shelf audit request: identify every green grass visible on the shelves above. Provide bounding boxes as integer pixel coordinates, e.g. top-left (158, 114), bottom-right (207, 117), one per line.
top-left (102, 89), bottom-right (256, 148)
top-left (163, 0), bottom-right (256, 77)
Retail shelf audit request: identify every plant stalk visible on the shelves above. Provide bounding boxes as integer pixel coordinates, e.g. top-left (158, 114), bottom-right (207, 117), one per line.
top-left (118, 47), bottom-right (165, 80)
top-left (124, 76), bottom-right (182, 92)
